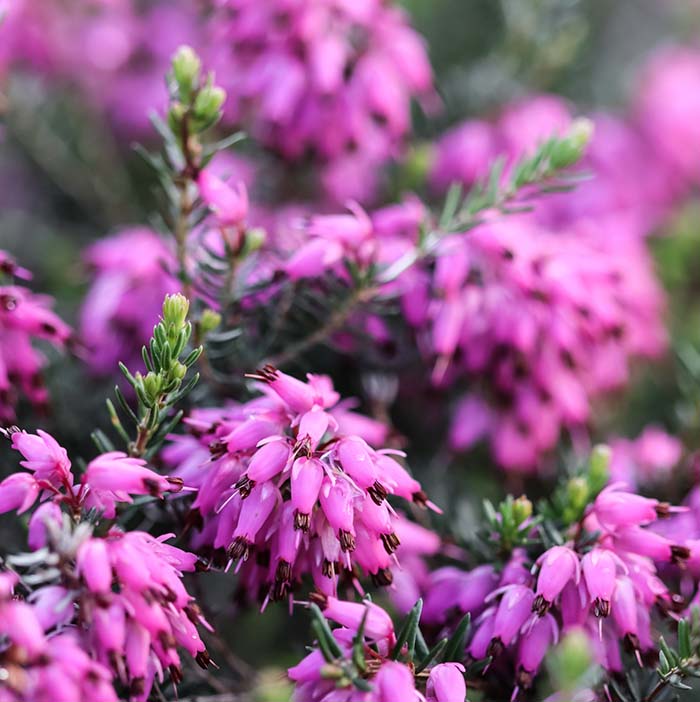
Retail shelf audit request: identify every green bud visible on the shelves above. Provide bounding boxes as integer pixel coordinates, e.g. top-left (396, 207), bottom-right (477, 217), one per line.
top-left (252, 668), bottom-right (294, 702)
top-left (171, 46), bottom-right (201, 101)
top-left (199, 308), bottom-right (222, 334)
top-left (192, 85), bottom-right (226, 130)
top-left (511, 495), bottom-right (533, 525)
top-left (171, 362), bottom-right (187, 381)
top-left (319, 664), bottom-right (344, 680)
top-left (567, 477), bottom-right (589, 513)
top-left (587, 444), bottom-right (611, 495)
top-left (550, 117), bottom-right (594, 169)
top-left (168, 102), bottom-right (187, 135)
top-left (546, 628), bottom-right (594, 691)
top-left (143, 372), bottom-right (163, 402)
top-left (162, 294), bottom-right (189, 330)
top-left (242, 227), bottom-right (267, 256)
top-left (567, 117), bottom-right (595, 152)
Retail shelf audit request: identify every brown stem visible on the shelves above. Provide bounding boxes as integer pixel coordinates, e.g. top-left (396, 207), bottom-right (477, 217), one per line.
top-left (265, 285), bottom-right (376, 368)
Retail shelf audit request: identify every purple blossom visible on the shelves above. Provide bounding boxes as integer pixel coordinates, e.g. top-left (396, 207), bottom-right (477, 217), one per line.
top-left (163, 367), bottom-right (436, 603)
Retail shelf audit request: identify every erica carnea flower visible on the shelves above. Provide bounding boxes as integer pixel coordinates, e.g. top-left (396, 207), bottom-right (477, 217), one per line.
top-left (162, 366), bottom-right (436, 604)
top-left (416, 483), bottom-right (690, 695)
top-left (0, 572), bottom-right (117, 702)
top-left (608, 426), bottom-right (682, 488)
top-left (0, 252), bottom-right (71, 421)
top-left (288, 598), bottom-right (468, 702)
top-left (0, 521), bottom-right (210, 702)
top-left (80, 228), bottom-right (179, 375)
top-left (0, 0), bottom-right (207, 135)
top-left (0, 428), bottom-right (184, 520)
top-left (206, 0), bottom-right (435, 203)
top-left (438, 214), bottom-right (665, 471)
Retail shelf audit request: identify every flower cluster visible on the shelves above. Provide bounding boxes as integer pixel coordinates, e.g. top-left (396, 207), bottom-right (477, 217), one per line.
top-left (0, 570), bottom-right (117, 702)
top-left (419, 484), bottom-right (690, 695)
top-left (608, 425), bottom-right (683, 488)
top-left (0, 428), bottom-right (184, 520)
top-left (163, 367), bottom-right (436, 603)
top-left (2, 0), bottom-right (206, 134)
top-left (0, 428), bottom-right (209, 701)
top-left (80, 229), bottom-right (179, 375)
top-left (429, 93), bottom-right (673, 236)
top-left (0, 250), bottom-right (70, 421)
top-left (437, 215), bottom-right (666, 470)
top-left (288, 598), bottom-right (467, 702)
top-left (207, 0), bottom-right (434, 204)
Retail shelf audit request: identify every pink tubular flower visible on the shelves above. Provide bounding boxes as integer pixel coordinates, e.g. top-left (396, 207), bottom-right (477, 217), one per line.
top-left (581, 548), bottom-right (620, 617)
top-left (426, 662), bottom-right (467, 702)
top-left (207, 0), bottom-right (434, 203)
top-left (197, 170), bottom-right (248, 228)
top-left (163, 367), bottom-right (435, 601)
top-left (0, 255), bottom-right (71, 420)
top-left (12, 429), bottom-right (72, 487)
top-left (80, 228), bottom-right (179, 375)
top-left (533, 546), bottom-right (580, 615)
top-left (0, 472), bottom-right (40, 515)
top-left (516, 614), bottom-right (558, 689)
top-left (490, 585), bottom-right (535, 653)
top-left (591, 484), bottom-right (665, 530)
top-left (318, 596), bottom-right (395, 644)
top-left (374, 661), bottom-right (420, 702)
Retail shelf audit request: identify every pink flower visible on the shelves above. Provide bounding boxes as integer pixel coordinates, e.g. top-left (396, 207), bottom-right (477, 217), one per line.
top-left (318, 596), bottom-right (395, 644)
top-left (0, 472), bottom-right (40, 515)
top-left (164, 368), bottom-right (434, 600)
top-left (12, 429), bottom-right (72, 487)
top-left (533, 546), bottom-right (580, 615)
top-left (490, 585), bottom-right (535, 652)
top-left (82, 452), bottom-right (183, 518)
top-left (516, 614), bottom-right (558, 688)
top-left (80, 228), bottom-right (178, 375)
top-left (208, 0), bottom-right (435, 203)
top-left (581, 548), bottom-right (620, 617)
top-left (374, 661), bottom-right (419, 702)
top-left (426, 662), bottom-right (467, 702)
top-left (197, 170), bottom-right (248, 228)
top-left (592, 484), bottom-right (663, 530)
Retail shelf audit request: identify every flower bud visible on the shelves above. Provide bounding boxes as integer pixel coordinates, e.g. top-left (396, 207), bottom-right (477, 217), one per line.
top-left (192, 84), bottom-right (226, 130)
top-left (512, 495), bottom-right (533, 525)
top-left (199, 308), bottom-right (221, 334)
top-left (163, 293), bottom-right (189, 330)
top-left (171, 45), bottom-right (201, 101)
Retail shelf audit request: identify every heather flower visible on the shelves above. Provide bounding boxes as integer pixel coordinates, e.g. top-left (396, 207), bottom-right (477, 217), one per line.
top-left (206, 0), bottom-right (435, 203)
top-left (197, 170), bottom-right (249, 229)
top-left (0, 261), bottom-right (71, 421)
top-left (634, 46), bottom-right (700, 190)
top-left (426, 663), bottom-right (467, 702)
top-left (437, 214), bottom-right (666, 471)
top-left (288, 599), bottom-right (465, 702)
top-left (163, 367), bottom-right (435, 602)
top-left (0, 523), bottom-right (209, 702)
top-left (80, 228), bottom-right (179, 375)
top-left (608, 426), bottom-right (682, 488)
top-left (415, 484), bottom-right (689, 692)
top-left (1, 1), bottom-right (207, 135)
top-left (0, 429), bottom-right (184, 520)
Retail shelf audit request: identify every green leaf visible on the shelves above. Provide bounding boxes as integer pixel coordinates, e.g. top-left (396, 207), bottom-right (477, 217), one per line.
top-left (443, 612), bottom-right (471, 663)
top-left (310, 605), bottom-right (342, 660)
top-left (415, 638), bottom-right (448, 674)
top-left (679, 619), bottom-right (692, 660)
top-left (391, 599), bottom-right (423, 661)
